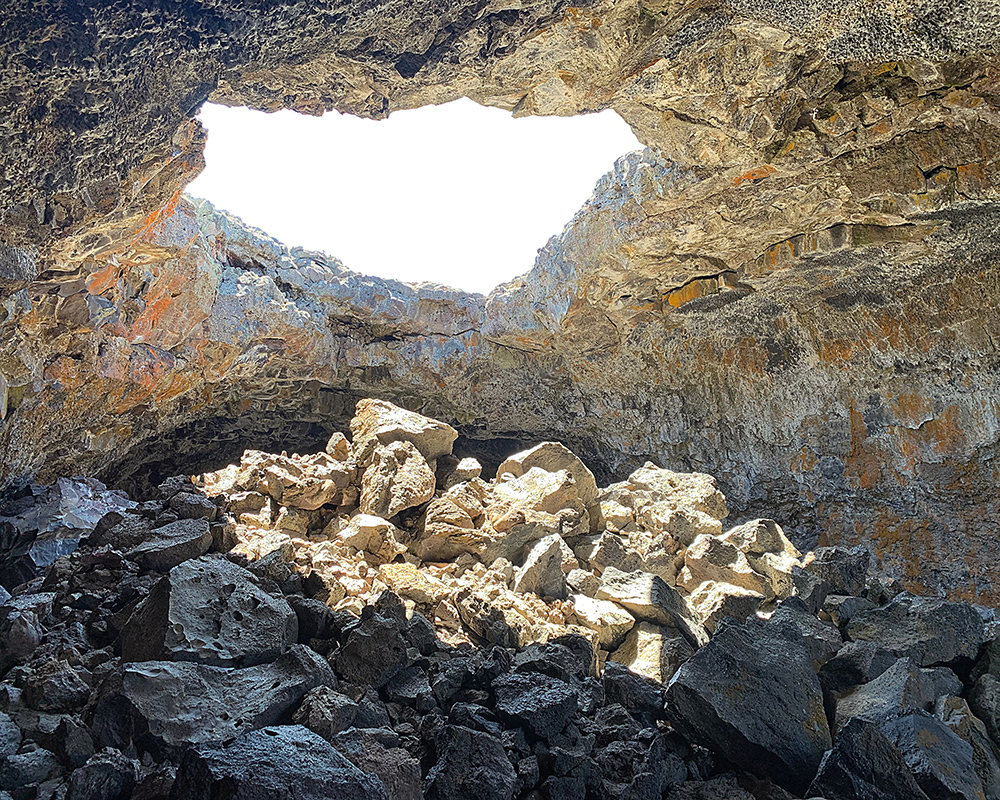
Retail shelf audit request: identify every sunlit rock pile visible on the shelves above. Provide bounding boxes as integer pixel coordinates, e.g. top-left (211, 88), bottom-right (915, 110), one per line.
top-left (1, 399), bottom-right (1000, 799)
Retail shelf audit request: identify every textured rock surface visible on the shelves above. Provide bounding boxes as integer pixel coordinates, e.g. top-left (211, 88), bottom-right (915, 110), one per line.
top-left (0, 1), bottom-right (999, 605)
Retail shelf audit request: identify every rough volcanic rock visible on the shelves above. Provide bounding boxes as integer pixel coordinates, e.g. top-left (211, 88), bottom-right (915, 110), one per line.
top-left (596, 567), bottom-right (707, 648)
top-left (609, 622), bottom-right (694, 684)
top-left (425, 724), bottom-right (516, 800)
top-left (664, 621), bottom-right (832, 794)
top-left (119, 555), bottom-right (297, 666)
top-left (882, 711), bottom-right (986, 800)
top-left (351, 398), bottom-right (458, 466)
top-left (113, 645), bottom-right (333, 751)
top-left (846, 594), bottom-right (987, 667)
top-left (498, 442), bottom-right (599, 508)
top-left (125, 519), bottom-right (213, 572)
top-left (66, 749), bottom-right (139, 800)
top-left (360, 440), bottom-right (436, 519)
top-left (808, 717), bottom-right (931, 800)
top-left (171, 725), bottom-right (388, 800)
top-left (493, 671), bottom-right (577, 739)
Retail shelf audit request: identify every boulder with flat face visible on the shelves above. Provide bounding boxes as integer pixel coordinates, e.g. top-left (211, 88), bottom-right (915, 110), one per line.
top-left (846, 594), bottom-right (986, 667)
top-left (119, 554), bottom-right (297, 667)
top-left (664, 620), bottom-right (831, 795)
top-left (596, 567), bottom-right (707, 648)
top-left (609, 622), bottom-right (693, 684)
top-left (351, 398), bottom-right (458, 466)
top-left (125, 518), bottom-right (213, 572)
top-left (498, 442), bottom-right (599, 507)
top-left (170, 725), bottom-right (388, 800)
top-left (115, 645), bottom-right (333, 752)
top-left (493, 671), bottom-right (577, 739)
top-left (425, 724), bottom-right (516, 800)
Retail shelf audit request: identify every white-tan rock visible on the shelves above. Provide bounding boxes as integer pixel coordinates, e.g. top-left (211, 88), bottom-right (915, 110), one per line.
top-left (350, 398), bottom-right (458, 466)
top-left (678, 533), bottom-right (771, 597)
top-left (687, 581), bottom-right (765, 633)
top-left (498, 442), bottom-right (599, 507)
top-left (609, 622), bottom-right (694, 683)
top-left (571, 594), bottom-right (635, 649)
top-left (359, 441), bottom-right (435, 518)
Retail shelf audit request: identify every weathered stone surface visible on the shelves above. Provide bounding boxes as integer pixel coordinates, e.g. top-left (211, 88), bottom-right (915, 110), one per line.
top-left (678, 534), bottom-right (771, 597)
top-left (125, 519), bottom-right (213, 572)
top-left (117, 645), bottom-right (333, 750)
top-left (571, 594), bottom-right (634, 650)
top-left (493, 672), bottom-right (577, 739)
top-left (120, 555), bottom-right (297, 667)
top-left (687, 581), bottom-right (764, 634)
top-left (847, 594), bottom-right (987, 667)
top-left (609, 622), bottom-right (693, 684)
top-left (808, 718), bottom-right (930, 800)
top-left (936, 695), bottom-right (1000, 800)
top-left (171, 725), bottom-right (388, 800)
top-left (332, 727), bottom-right (422, 800)
top-left (596, 567), bottom-right (707, 648)
top-left (67, 748), bottom-right (140, 800)
top-left (834, 657), bottom-right (940, 732)
top-left (360, 441), bottom-right (436, 519)
top-left (498, 442), bottom-right (599, 507)
top-left (512, 534), bottom-right (569, 600)
top-left (425, 725), bottom-right (515, 800)
top-left (352, 398), bottom-right (458, 466)
top-left (665, 621), bottom-right (832, 795)
top-left (882, 711), bottom-right (986, 800)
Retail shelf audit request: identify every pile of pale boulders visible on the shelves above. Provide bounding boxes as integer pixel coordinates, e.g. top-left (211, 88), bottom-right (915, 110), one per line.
top-left (197, 398), bottom-right (818, 684)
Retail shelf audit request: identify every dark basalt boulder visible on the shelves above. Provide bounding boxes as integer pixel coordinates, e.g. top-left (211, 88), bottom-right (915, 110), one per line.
top-left (119, 555), bottom-right (297, 667)
top-left (808, 717), bottom-right (931, 800)
top-left (66, 748), bottom-right (140, 800)
top-left (882, 711), bottom-right (986, 800)
top-left (805, 546), bottom-right (871, 598)
top-left (425, 724), bottom-right (516, 800)
top-left (493, 671), bottom-right (578, 739)
top-left (106, 645), bottom-right (333, 753)
top-left (124, 519), bottom-right (213, 572)
top-left (664, 620), bottom-right (831, 795)
top-left (846, 594), bottom-right (986, 668)
top-left (333, 591), bottom-right (408, 688)
top-left (833, 657), bottom-right (949, 732)
top-left (170, 725), bottom-right (388, 800)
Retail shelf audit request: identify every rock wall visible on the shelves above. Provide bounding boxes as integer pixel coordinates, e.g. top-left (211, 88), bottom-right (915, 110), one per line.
top-left (1, 2), bottom-right (1000, 600)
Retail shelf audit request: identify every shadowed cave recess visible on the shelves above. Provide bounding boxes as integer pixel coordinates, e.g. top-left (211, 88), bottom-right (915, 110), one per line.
top-left (2, 2), bottom-right (1000, 798)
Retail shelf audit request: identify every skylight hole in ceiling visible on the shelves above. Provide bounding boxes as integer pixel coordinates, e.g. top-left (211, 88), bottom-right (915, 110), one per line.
top-left (185, 99), bottom-right (641, 295)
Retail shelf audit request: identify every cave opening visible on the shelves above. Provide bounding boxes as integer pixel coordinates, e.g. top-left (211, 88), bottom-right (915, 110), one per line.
top-left (185, 98), bottom-right (641, 294)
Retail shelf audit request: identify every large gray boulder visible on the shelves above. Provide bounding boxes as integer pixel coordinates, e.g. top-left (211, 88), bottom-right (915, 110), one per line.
top-left (120, 555), bottom-right (297, 666)
top-left (846, 594), bottom-right (986, 667)
top-left (596, 567), bottom-right (707, 647)
top-left (808, 718), bottom-right (930, 800)
top-left (117, 645), bottom-right (333, 752)
top-left (664, 620), bottom-right (831, 795)
top-left (170, 725), bottom-right (388, 800)
top-left (882, 711), bottom-right (986, 800)
top-left (425, 725), bottom-right (516, 800)
top-left (834, 657), bottom-right (941, 732)
top-left (125, 519), bottom-right (213, 572)
top-left (493, 672), bottom-right (577, 739)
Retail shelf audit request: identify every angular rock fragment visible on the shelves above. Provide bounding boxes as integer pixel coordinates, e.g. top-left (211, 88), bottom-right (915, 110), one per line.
top-left (818, 640), bottom-right (897, 696)
top-left (335, 593), bottom-right (408, 688)
top-left (490, 467), bottom-right (582, 517)
top-left (513, 534), bottom-right (569, 600)
top-left (833, 657), bottom-right (944, 732)
top-left (609, 621), bottom-right (693, 683)
top-left (498, 442), bottom-right (599, 507)
top-left (805, 545), bottom-right (871, 597)
top-left (686, 580), bottom-right (764, 633)
top-left (125, 518), bottom-right (213, 571)
top-left (596, 567), bottom-right (707, 647)
top-left (571, 594), bottom-right (634, 650)
top-left (936, 695), bottom-right (1000, 800)
top-left (678, 533), bottom-right (771, 597)
top-left (808, 718), bottom-right (930, 800)
top-left (882, 711), bottom-right (985, 800)
top-left (847, 594), bottom-right (986, 667)
top-left (360, 440), bottom-right (436, 518)
top-left (769, 596), bottom-right (843, 671)
top-left (67, 748), bottom-right (139, 800)
top-left (664, 621), bottom-right (831, 794)
top-left (120, 555), bottom-right (297, 666)
top-left (115, 645), bottom-right (332, 751)
top-left (425, 724), bottom-right (516, 800)
top-left (351, 398), bottom-right (458, 466)
top-left (493, 671), bottom-right (577, 738)
top-left (333, 727), bottom-right (422, 800)
top-left (292, 686), bottom-right (358, 740)
top-left (171, 725), bottom-right (387, 800)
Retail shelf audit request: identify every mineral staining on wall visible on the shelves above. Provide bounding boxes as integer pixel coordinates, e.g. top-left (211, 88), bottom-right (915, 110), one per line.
top-left (1, 2), bottom-right (1000, 600)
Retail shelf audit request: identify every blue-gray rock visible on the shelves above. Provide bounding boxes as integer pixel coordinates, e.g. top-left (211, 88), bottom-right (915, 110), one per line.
top-left (291, 686), bottom-right (358, 740)
top-left (125, 519), bottom-right (213, 572)
top-left (170, 725), bottom-right (387, 800)
top-left (882, 711), bottom-right (986, 800)
top-left (664, 620), bottom-right (831, 795)
top-left (806, 546), bottom-right (871, 597)
top-left (846, 594), bottom-right (986, 667)
top-left (120, 555), bottom-right (297, 667)
top-left (808, 718), bottom-right (930, 800)
top-left (118, 644), bottom-right (333, 752)
top-left (67, 748), bottom-right (140, 800)
top-left (834, 657), bottom-right (946, 732)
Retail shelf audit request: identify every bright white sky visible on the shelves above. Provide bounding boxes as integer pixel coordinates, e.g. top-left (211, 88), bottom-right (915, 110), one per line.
top-left (186, 99), bottom-right (641, 294)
